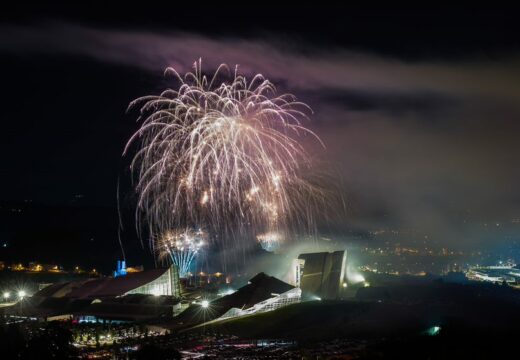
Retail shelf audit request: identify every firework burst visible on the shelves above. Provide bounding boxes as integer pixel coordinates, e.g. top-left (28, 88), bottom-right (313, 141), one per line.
top-left (125, 60), bottom-right (327, 259)
top-left (256, 232), bottom-right (282, 252)
top-left (158, 228), bottom-right (206, 277)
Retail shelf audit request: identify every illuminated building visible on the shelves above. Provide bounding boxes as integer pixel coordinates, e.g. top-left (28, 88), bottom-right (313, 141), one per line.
top-left (12, 263), bottom-right (26, 271)
top-left (218, 287), bottom-right (301, 320)
top-left (28, 262), bottom-right (43, 272)
top-left (296, 250), bottom-right (347, 300)
top-left (175, 272), bottom-right (299, 326)
top-left (113, 260), bottom-right (127, 277)
top-left (1, 265), bottom-right (182, 322)
top-left (126, 265), bottom-right (144, 273)
top-left (51, 264), bottom-right (182, 298)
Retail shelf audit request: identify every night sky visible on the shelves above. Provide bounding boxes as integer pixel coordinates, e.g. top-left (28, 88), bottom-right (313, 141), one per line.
top-left (1, 4), bottom-right (520, 270)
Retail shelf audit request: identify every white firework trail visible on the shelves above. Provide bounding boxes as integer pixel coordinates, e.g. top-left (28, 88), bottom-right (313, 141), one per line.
top-left (124, 60), bottom-right (330, 265)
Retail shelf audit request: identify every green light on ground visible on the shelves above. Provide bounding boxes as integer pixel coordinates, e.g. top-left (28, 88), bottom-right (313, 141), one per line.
top-left (426, 326), bottom-right (441, 336)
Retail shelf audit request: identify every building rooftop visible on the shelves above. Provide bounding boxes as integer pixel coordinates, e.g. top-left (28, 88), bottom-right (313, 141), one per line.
top-left (31, 267), bottom-right (171, 300)
top-left (170, 272), bottom-right (294, 328)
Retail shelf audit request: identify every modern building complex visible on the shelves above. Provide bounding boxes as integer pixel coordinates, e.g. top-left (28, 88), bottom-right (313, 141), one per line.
top-left (1, 258), bottom-right (306, 327)
top-left (296, 250), bottom-right (347, 300)
top-left (1, 264), bottom-right (182, 322)
top-left (3, 252), bottom-right (356, 328)
top-left (38, 264), bottom-right (182, 299)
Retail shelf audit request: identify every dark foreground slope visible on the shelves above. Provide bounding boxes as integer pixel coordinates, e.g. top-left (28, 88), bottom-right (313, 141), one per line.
top-left (185, 281), bottom-right (520, 359)
top-left (197, 300), bottom-right (425, 341)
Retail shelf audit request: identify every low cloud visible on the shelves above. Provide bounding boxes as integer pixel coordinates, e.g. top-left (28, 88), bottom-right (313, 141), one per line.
top-left (2, 21), bottom-right (519, 249)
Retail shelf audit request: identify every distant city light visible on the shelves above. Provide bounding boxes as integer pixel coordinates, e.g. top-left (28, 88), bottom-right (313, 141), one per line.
top-left (18, 290), bottom-right (26, 299)
top-left (3, 292), bottom-right (10, 300)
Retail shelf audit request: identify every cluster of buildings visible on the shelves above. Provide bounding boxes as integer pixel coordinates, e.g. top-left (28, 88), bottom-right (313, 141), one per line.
top-left (2, 264), bottom-right (183, 322)
top-left (1, 249), bottom-right (353, 328)
top-left (0, 261), bottom-right (99, 275)
top-left (465, 260), bottom-right (520, 284)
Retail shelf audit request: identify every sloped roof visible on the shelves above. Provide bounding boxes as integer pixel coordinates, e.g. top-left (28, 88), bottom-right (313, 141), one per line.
top-left (31, 268), bottom-right (170, 299)
top-left (70, 268), bottom-right (168, 298)
top-left (33, 282), bottom-right (70, 298)
top-left (223, 272), bottom-right (294, 310)
top-left (173, 272), bottom-right (294, 326)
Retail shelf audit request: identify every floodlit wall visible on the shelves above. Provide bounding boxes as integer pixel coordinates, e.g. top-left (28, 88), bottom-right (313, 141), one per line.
top-left (298, 252), bottom-right (328, 295)
top-left (298, 250), bottom-right (347, 300)
top-left (125, 265), bottom-right (181, 297)
top-left (321, 250), bottom-right (347, 299)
